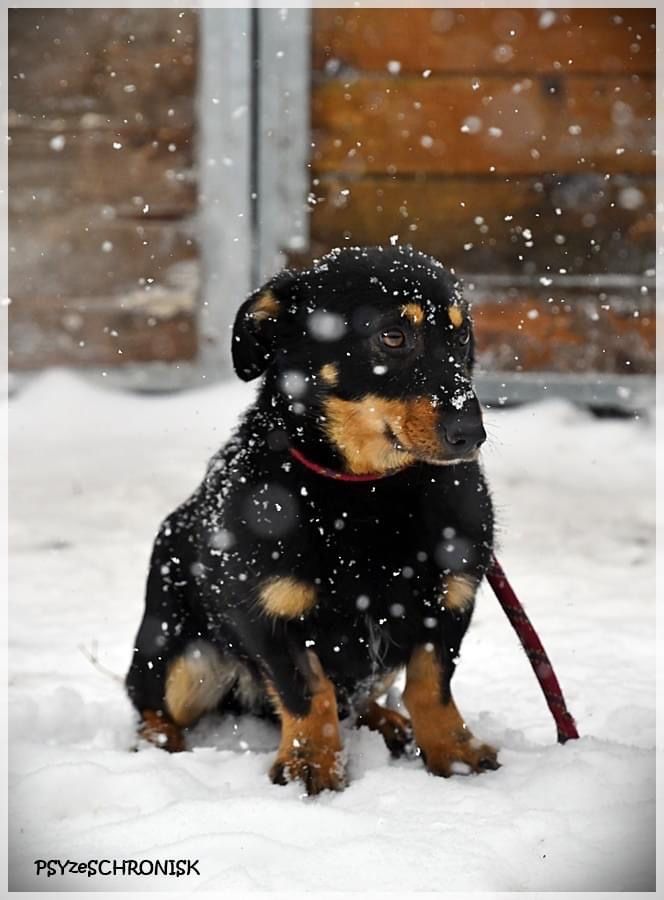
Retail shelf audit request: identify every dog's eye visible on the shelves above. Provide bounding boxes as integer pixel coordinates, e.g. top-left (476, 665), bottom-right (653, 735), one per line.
top-left (381, 329), bottom-right (406, 349)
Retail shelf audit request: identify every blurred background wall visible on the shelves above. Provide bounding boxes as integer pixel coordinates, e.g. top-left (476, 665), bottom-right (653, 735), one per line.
top-left (9, 9), bottom-right (199, 370)
top-left (8, 7), bottom-right (655, 407)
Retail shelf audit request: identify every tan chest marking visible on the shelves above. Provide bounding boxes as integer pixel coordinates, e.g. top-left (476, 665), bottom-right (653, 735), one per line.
top-left (319, 362), bottom-right (339, 386)
top-left (259, 576), bottom-right (318, 618)
top-left (440, 573), bottom-right (478, 612)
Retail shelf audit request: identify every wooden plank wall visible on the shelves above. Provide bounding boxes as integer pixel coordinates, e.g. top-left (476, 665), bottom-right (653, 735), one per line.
top-left (307, 9), bottom-right (655, 374)
top-left (8, 9), bottom-right (198, 369)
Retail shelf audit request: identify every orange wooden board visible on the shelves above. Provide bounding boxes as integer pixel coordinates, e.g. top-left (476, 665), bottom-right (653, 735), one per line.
top-left (8, 8), bottom-right (199, 370)
top-left (313, 9), bottom-right (655, 76)
top-left (8, 9), bottom-right (197, 131)
top-left (311, 75), bottom-right (655, 176)
top-left (10, 127), bottom-right (195, 219)
top-left (307, 174), bottom-right (655, 276)
top-left (469, 290), bottom-right (654, 374)
top-left (9, 212), bottom-right (197, 301)
top-left (9, 300), bottom-right (197, 370)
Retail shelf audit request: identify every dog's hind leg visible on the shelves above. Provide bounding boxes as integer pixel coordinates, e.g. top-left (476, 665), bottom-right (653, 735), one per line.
top-left (138, 709), bottom-right (186, 753)
top-left (126, 520), bottom-right (217, 751)
top-left (163, 641), bottom-right (239, 728)
top-left (132, 641), bottom-right (244, 751)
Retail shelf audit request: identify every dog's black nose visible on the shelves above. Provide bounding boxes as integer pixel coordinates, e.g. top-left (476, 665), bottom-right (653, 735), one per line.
top-left (442, 418), bottom-right (486, 455)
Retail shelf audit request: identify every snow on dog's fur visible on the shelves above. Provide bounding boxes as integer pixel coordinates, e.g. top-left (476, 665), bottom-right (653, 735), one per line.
top-left (126, 246), bottom-right (499, 793)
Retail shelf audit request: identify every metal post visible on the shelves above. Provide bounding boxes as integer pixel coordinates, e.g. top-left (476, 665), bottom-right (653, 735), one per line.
top-left (196, 7), bottom-right (254, 380)
top-left (256, 8), bottom-right (312, 284)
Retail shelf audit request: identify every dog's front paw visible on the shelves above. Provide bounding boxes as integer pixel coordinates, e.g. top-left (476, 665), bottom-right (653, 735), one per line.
top-left (421, 731), bottom-right (500, 777)
top-left (269, 748), bottom-right (346, 795)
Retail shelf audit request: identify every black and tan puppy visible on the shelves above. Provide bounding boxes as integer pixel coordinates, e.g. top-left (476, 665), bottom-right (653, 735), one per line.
top-left (126, 245), bottom-right (499, 793)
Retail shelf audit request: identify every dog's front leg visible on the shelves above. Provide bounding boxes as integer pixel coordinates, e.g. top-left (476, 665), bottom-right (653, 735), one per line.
top-left (403, 642), bottom-right (499, 777)
top-left (265, 648), bottom-right (345, 794)
top-left (403, 573), bottom-right (499, 776)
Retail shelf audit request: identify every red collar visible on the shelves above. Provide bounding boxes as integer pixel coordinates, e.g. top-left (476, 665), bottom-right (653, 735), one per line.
top-left (288, 446), bottom-right (406, 483)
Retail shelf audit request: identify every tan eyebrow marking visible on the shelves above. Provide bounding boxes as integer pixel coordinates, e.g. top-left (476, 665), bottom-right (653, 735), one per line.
top-left (448, 305), bottom-right (464, 328)
top-left (401, 303), bottom-right (424, 326)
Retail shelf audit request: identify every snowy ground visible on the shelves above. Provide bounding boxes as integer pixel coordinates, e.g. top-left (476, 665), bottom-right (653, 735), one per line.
top-left (9, 371), bottom-right (656, 892)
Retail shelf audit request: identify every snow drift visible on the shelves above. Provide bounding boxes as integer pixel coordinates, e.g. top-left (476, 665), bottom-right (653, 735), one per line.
top-left (9, 371), bottom-right (655, 891)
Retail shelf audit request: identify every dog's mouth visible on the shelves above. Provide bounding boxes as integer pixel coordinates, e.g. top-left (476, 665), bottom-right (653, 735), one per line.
top-left (385, 427), bottom-right (479, 466)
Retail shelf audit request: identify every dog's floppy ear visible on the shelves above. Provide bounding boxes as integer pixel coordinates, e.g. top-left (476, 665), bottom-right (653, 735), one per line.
top-left (231, 271), bottom-right (297, 381)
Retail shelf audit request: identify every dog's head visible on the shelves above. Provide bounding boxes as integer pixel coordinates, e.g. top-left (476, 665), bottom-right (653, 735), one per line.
top-left (232, 246), bottom-right (486, 475)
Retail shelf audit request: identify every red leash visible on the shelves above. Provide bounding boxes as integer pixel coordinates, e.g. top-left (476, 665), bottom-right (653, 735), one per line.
top-left (288, 446), bottom-right (579, 744)
top-left (486, 555), bottom-right (579, 743)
